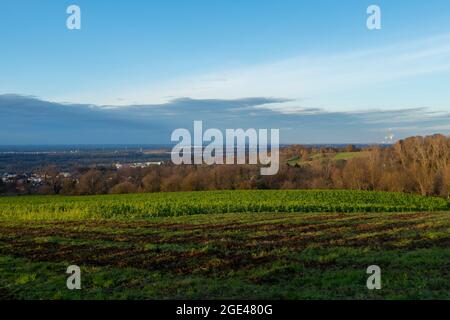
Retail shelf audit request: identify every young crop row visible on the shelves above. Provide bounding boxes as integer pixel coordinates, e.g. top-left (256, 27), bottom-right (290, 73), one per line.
top-left (0, 190), bottom-right (447, 220)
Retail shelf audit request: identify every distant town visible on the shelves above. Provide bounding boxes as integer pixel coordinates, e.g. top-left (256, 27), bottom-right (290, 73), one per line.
top-left (2, 161), bottom-right (164, 186)
top-left (0, 146), bottom-right (170, 194)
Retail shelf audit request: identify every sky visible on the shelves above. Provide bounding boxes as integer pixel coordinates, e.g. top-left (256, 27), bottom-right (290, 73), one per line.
top-left (1, 0), bottom-right (450, 144)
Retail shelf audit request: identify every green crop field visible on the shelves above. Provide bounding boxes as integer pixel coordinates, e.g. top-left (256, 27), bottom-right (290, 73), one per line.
top-left (0, 190), bottom-right (449, 299)
top-left (0, 190), bottom-right (447, 220)
top-left (287, 151), bottom-right (369, 166)
top-left (332, 151), bottom-right (369, 160)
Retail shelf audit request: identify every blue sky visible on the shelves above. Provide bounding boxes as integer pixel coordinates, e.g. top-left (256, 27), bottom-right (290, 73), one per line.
top-left (1, 0), bottom-right (450, 144)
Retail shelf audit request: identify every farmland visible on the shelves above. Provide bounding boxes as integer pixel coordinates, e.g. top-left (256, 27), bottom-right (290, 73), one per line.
top-left (0, 190), bottom-right (449, 299)
top-left (287, 151), bottom-right (369, 166)
top-left (0, 190), bottom-right (447, 220)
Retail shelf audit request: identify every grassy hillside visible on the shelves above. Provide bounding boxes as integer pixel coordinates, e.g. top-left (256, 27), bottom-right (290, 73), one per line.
top-left (0, 190), bottom-right (448, 220)
top-left (287, 151), bottom-right (369, 166)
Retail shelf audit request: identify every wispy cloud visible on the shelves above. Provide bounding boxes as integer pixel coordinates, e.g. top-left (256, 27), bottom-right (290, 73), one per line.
top-left (59, 33), bottom-right (450, 113)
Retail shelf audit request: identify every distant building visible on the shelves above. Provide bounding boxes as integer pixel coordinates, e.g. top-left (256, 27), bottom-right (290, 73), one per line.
top-left (113, 163), bottom-right (124, 169)
top-left (58, 172), bottom-right (72, 178)
top-left (113, 161), bottom-right (163, 169)
top-left (28, 175), bottom-right (43, 185)
top-left (1, 173), bottom-right (17, 183)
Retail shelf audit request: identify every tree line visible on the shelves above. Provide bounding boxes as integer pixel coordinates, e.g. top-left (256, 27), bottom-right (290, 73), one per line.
top-left (2, 134), bottom-right (449, 198)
